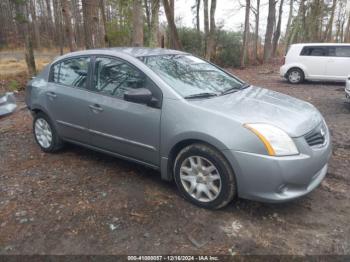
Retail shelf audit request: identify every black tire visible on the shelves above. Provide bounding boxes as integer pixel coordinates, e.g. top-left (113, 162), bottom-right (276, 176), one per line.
top-left (287, 68), bottom-right (305, 84)
top-left (173, 143), bottom-right (236, 209)
top-left (33, 112), bottom-right (63, 153)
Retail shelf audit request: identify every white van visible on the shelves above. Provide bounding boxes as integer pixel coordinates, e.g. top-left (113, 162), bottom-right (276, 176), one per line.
top-left (280, 43), bottom-right (350, 84)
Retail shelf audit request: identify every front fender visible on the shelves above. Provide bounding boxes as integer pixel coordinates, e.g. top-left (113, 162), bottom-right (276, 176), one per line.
top-left (159, 131), bottom-right (230, 181)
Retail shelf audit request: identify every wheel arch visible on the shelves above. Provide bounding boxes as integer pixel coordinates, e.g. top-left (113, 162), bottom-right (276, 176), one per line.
top-left (30, 104), bottom-right (50, 117)
top-left (286, 65), bottom-right (307, 78)
top-left (160, 135), bottom-right (235, 182)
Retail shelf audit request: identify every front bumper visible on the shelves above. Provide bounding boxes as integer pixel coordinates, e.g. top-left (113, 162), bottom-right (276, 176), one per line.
top-left (280, 65), bottom-right (288, 78)
top-left (345, 85), bottom-right (350, 100)
top-left (222, 125), bottom-right (332, 203)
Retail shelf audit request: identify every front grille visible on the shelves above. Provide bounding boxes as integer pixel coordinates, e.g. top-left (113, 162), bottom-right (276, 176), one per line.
top-left (305, 123), bottom-right (327, 147)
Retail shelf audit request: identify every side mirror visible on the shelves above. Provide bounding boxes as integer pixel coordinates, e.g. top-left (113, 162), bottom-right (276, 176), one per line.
top-left (124, 88), bottom-right (153, 105)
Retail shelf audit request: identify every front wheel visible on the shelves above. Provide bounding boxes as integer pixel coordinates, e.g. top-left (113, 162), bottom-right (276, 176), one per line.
top-left (287, 68), bottom-right (304, 84)
top-left (173, 144), bottom-right (236, 209)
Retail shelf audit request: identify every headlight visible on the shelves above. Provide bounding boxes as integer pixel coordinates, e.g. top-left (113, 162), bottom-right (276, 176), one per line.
top-left (244, 123), bottom-right (299, 156)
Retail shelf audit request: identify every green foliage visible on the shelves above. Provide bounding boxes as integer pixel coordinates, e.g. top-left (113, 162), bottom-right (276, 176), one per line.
top-left (177, 27), bottom-right (241, 67)
top-left (14, 13), bottom-right (27, 24)
top-left (106, 20), bottom-right (131, 46)
top-left (213, 30), bottom-right (242, 67)
top-left (178, 27), bottom-right (204, 57)
top-left (105, 0), bottom-right (133, 46)
top-left (8, 80), bottom-right (19, 91)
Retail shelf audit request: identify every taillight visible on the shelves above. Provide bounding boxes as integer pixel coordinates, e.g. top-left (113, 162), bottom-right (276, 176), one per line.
top-left (282, 56), bottom-right (286, 65)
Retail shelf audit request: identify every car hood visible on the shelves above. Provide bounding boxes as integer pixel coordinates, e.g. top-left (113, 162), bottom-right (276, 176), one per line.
top-left (189, 86), bottom-right (322, 137)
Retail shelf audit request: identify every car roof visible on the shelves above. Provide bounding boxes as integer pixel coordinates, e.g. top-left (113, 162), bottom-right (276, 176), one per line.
top-left (292, 43), bottom-right (350, 47)
top-left (53, 47), bottom-right (188, 63)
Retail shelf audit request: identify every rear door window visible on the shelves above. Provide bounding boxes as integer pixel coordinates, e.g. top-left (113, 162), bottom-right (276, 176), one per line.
top-left (335, 46), bottom-right (350, 57)
top-left (300, 47), bottom-right (327, 56)
top-left (51, 57), bottom-right (90, 89)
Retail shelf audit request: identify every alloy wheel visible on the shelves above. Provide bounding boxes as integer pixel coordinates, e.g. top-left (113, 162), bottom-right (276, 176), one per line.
top-left (289, 71), bottom-right (301, 83)
top-left (34, 118), bottom-right (53, 149)
top-left (179, 156), bottom-right (222, 202)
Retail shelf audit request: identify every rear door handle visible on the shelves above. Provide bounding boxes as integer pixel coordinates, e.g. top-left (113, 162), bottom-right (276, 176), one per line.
top-left (89, 104), bottom-right (104, 112)
top-left (46, 92), bottom-right (57, 98)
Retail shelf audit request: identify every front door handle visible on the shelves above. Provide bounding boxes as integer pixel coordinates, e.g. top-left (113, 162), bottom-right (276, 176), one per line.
top-left (89, 104), bottom-right (104, 112)
top-left (46, 92), bottom-right (57, 98)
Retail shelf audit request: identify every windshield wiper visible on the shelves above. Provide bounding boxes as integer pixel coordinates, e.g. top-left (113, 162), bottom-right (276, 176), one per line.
top-left (184, 92), bottom-right (218, 99)
top-left (241, 83), bottom-right (251, 89)
top-left (221, 83), bottom-right (251, 95)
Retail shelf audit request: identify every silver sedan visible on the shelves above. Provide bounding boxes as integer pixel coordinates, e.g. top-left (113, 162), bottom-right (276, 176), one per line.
top-left (25, 48), bottom-right (332, 209)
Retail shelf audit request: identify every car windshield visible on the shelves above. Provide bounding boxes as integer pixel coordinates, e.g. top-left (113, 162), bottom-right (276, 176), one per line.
top-left (139, 55), bottom-right (244, 98)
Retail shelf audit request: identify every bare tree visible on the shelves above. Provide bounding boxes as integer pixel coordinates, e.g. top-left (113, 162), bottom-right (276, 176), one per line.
top-left (272, 0), bottom-right (284, 56)
top-left (144, 0), bottom-right (151, 33)
top-left (82, 0), bottom-right (100, 49)
top-left (345, 11), bottom-right (350, 42)
top-left (132, 0), bottom-right (144, 46)
top-left (61, 0), bottom-right (76, 51)
top-left (150, 0), bottom-right (160, 47)
top-left (195, 0), bottom-right (201, 32)
top-left (72, 0), bottom-right (84, 48)
top-left (100, 0), bottom-right (108, 47)
top-left (11, 0), bottom-right (36, 76)
top-left (53, 0), bottom-right (64, 54)
top-left (324, 0), bottom-right (337, 42)
top-left (206, 0), bottom-right (217, 60)
top-left (252, 0), bottom-right (260, 63)
top-left (162, 0), bottom-right (182, 49)
top-left (241, 0), bottom-right (250, 67)
top-left (263, 0), bottom-right (276, 62)
top-left (45, 0), bottom-right (54, 46)
top-left (29, 0), bottom-right (41, 49)
top-left (284, 0), bottom-right (293, 51)
top-left (203, 0), bottom-right (209, 55)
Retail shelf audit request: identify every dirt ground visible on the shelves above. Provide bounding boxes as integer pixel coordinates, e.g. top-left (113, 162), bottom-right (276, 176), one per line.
top-left (0, 64), bottom-right (349, 255)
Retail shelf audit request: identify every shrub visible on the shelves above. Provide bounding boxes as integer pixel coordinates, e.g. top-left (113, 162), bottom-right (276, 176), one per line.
top-left (214, 30), bottom-right (242, 67)
top-left (178, 27), bottom-right (204, 57)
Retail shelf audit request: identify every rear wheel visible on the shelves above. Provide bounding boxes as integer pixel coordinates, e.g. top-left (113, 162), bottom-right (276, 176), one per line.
top-left (33, 112), bottom-right (63, 152)
top-left (287, 68), bottom-right (304, 84)
top-left (173, 143), bottom-right (236, 209)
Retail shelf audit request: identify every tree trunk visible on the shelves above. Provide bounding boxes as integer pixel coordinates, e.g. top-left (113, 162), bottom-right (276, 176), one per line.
top-left (11, 0), bottom-right (36, 76)
top-left (99, 0), bottom-right (108, 47)
top-left (203, 0), bottom-right (209, 56)
top-left (45, 0), bottom-right (54, 46)
top-left (284, 0), bottom-right (293, 51)
top-left (132, 0), bottom-right (144, 46)
top-left (206, 0), bottom-right (216, 60)
top-left (144, 0), bottom-right (151, 34)
top-left (345, 12), bottom-right (350, 42)
top-left (72, 0), bottom-right (83, 48)
top-left (263, 0), bottom-right (276, 63)
top-left (240, 0), bottom-right (250, 67)
top-left (162, 0), bottom-right (182, 49)
top-left (324, 0), bottom-right (337, 42)
top-left (29, 0), bottom-right (41, 49)
top-left (253, 0), bottom-right (260, 64)
top-left (61, 0), bottom-right (76, 51)
top-left (196, 0), bottom-right (201, 32)
top-left (272, 0), bottom-right (284, 56)
top-left (82, 0), bottom-right (100, 49)
top-left (150, 0), bottom-right (160, 47)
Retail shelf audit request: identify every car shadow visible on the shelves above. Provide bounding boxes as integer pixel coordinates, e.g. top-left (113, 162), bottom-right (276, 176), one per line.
top-left (62, 142), bottom-right (177, 189)
top-left (60, 143), bottom-right (319, 215)
top-left (304, 80), bottom-right (345, 86)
